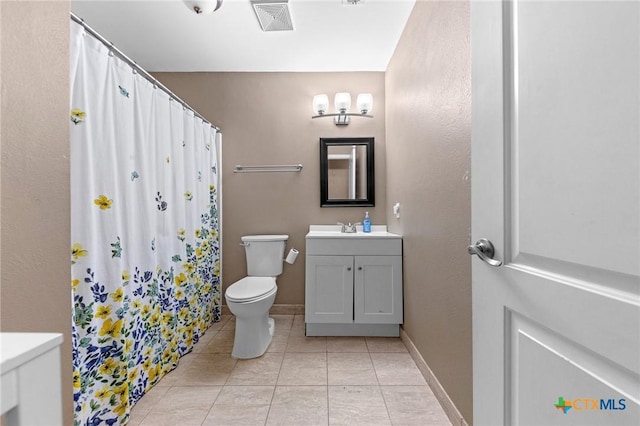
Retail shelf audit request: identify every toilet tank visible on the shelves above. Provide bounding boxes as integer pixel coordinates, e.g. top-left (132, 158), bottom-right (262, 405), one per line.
top-left (242, 235), bottom-right (289, 276)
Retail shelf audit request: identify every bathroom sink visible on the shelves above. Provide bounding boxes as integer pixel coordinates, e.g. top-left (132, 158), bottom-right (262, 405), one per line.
top-left (306, 225), bottom-right (401, 239)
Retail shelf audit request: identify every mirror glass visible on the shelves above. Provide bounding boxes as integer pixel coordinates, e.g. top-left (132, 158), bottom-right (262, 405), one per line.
top-left (320, 137), bottom-right (374, 207)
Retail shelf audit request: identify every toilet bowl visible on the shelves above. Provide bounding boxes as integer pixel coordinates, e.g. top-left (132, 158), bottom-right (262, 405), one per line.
top-left (224, 234), bottom-right (288, 359)
top-left (225, 277), bottom-right (277, 359)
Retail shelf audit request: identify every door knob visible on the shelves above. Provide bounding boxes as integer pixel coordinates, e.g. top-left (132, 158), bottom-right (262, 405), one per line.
top-left (467, 238), bottom-right (503, 267)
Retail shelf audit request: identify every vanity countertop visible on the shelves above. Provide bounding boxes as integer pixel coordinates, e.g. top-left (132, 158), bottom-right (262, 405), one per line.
top-left (306, 225), bottom-right (401, 239)
top-left (1, 333), bottom-right (64, 373)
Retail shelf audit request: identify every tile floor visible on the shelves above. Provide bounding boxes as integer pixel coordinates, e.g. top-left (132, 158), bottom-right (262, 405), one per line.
top-left (128, 314), bottom-right (452, 426)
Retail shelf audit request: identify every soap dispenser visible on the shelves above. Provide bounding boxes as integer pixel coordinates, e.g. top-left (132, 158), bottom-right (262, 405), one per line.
top-left (363, 211), bottom-right (372, 233)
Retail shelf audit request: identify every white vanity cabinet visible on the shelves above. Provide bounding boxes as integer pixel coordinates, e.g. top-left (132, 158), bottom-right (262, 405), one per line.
top-left (1, 333), bottom-right (63, 425)
top-left (305, 226), bottom-right (403, 336)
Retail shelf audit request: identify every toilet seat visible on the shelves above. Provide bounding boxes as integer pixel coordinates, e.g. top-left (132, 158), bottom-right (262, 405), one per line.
top-left (225, 276), bottom-right (277, 303)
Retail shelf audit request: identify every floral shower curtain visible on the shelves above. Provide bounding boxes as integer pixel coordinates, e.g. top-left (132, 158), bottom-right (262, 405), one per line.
top-left (69, 20), bottom-right (221, 425)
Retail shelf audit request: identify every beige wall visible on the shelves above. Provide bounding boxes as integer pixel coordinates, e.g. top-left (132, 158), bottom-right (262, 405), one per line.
top-left (154, 72), bottom-right (387, 304)
top-left (1, 1), bottom-right (73, 424)
top-left (385, 1), bottom-right (472, 423)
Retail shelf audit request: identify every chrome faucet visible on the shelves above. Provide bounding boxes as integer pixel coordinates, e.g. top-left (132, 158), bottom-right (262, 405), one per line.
top-left (337, 222), bottom-right (361, 233)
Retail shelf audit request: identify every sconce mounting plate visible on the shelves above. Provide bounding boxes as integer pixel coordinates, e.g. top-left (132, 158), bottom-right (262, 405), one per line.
top-left (312, 113), bottom-right (373, 126)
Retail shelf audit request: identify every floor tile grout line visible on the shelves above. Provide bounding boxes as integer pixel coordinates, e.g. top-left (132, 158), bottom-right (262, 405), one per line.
top-left (378, 382), bottom-right (395, 425)
top-left (199, 383), bottom-right (223, 426)
top-left (265, 324), bottom-right (289, 425)
top-left (369, 341), bottom-right (394, 425)
top-left (263, 385), bottom-right (276, 426)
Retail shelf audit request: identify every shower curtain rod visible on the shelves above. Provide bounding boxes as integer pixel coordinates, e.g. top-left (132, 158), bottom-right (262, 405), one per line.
top-left (70, 12), bottom-right (221, 133)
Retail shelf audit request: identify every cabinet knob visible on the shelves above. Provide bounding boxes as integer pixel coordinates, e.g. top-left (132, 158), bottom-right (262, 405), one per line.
top-left (347, 267), bottom-right (352, 271)
top-left (358, 267), bottom-right (363, 271)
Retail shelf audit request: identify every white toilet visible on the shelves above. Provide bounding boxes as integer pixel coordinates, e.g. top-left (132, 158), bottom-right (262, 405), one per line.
top-left (225, 234), bottom-right (288, 359)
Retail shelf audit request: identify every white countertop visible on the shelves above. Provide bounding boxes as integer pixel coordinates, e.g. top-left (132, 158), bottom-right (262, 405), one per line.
top-left (306, 225), bottom-right (401, 238)
top-left (1, 333), bottom-right (64, 374)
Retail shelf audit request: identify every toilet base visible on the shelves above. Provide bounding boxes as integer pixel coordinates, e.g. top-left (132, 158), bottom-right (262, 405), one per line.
top-left (232, 315), bottom-right (274, 359)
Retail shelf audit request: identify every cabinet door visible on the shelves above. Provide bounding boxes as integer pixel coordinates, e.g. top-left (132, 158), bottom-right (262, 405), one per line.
top-left (354, 256), bottom-right (403, 324)
top-left (305, 255), bottom-right (354, 323)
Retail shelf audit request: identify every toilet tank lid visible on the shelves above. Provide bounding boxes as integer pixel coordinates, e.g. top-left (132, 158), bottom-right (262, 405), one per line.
top-left (241, 234), bottom-right (289, 242)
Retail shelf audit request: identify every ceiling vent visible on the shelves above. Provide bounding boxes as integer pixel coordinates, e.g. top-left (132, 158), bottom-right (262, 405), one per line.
top-left (250, 0), bottom-right (294, 32)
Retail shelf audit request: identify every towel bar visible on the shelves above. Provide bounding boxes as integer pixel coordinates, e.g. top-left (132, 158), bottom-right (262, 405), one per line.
top-left (234, 164), bottom-right (303, 173)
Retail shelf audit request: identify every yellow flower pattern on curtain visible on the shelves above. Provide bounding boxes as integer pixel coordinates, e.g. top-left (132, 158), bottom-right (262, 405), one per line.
top-left (70, 21), bottom-right (221, 426)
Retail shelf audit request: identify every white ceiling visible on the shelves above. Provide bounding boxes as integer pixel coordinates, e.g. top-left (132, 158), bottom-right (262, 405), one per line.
top-left (71, 0), bottom-right (416, 72)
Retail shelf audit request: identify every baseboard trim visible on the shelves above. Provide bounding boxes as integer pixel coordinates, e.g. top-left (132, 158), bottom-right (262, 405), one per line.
top-left (400, 327), bottom-right (469, 426)
top-left (221, 304), bottom-right (305, 316)
top-left (270, 304), bottom-right (305, 315)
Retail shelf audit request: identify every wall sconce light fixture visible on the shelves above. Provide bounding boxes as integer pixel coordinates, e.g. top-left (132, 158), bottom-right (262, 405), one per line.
top-left (312, 92), bottom-right (373, 125)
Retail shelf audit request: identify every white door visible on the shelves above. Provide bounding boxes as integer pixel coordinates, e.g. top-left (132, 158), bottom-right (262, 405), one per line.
top-left (471, 1), bottom-right (639, 425)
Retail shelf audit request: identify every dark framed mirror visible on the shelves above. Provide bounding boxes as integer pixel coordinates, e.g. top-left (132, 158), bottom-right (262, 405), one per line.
top-left (320, 137), bottom-right (374, 207)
